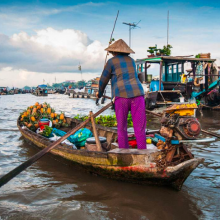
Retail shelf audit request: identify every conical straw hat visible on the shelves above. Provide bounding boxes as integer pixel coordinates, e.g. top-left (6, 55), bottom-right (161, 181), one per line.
top-left (105, 39), bottom-right (135, 54)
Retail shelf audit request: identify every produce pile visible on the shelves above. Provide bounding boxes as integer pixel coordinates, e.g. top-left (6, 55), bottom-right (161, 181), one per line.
top-left (73, 113), bottom-right (133, 127)
top-left (20, 102), bottom-right (69, 131)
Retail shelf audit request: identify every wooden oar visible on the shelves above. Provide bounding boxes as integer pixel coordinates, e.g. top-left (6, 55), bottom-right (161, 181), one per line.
top-left (146, 109), bottom-right (220, 139)
top-left (0, 101), bottom-right (113, 188)
top-left (146, 109), bottom-right (162, 117)
top-left (201, 129), bottom-right (220, 139)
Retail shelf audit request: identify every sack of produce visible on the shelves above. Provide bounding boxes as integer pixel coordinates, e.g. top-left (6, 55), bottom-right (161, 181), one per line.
top-left (52, 128), bottom-right (93, 148)
top-left (70, 128), bottom-right (93, 147)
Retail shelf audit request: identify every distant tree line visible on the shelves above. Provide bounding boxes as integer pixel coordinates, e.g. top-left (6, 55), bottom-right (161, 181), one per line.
top-left (49, 80), bottom-right (87, 89)
top-left (21, 80), bottom-right (87, 90)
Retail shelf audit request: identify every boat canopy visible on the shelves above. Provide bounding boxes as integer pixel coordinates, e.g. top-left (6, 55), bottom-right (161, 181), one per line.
top-left (136, 56), bottom-right (216, 65)
top-left (135, 56), bottom-right (217, 84)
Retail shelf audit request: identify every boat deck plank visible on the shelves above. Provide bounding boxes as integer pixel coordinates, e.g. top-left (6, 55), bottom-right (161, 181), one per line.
top-left (108, 146), bottom-right (158, 155)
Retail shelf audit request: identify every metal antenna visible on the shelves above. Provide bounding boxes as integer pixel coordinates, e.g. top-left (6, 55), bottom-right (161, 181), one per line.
top-left (123, 20), bottom-right (141, 47)
top-left (167, 11), bottom-right (169, 46)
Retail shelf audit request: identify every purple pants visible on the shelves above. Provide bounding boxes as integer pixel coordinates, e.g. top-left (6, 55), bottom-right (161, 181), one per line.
top-left (115, 96), bottom-right (147, 149)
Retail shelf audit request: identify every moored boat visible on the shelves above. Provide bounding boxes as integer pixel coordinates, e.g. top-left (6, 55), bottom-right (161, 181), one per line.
top-left (32, 84), bottom-right (48, 96)
top-left (136, 55), bottom-right (220, 110)
top-left (17, 115), bottom-right (209, 190)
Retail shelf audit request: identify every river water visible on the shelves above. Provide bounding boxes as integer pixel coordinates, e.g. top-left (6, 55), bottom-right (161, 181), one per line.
top-left (0, 94), bottom-right (219, 220)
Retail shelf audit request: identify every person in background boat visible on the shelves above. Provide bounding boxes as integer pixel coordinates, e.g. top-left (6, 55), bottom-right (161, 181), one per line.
top-left (138, 65), bottom-right (151, 83)
top-left (96, 39), bottom-right (147, 150)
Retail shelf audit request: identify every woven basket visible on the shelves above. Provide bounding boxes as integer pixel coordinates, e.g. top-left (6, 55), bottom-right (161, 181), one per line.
top-left (200, 53), bottom-right (211, 58)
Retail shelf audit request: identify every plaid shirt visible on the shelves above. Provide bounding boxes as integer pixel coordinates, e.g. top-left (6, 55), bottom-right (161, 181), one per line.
top-left (98, 54), bottom-right (144, 98)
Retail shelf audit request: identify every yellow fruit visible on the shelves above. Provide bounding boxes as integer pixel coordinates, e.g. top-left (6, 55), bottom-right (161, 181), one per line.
top-left (54, 113), bottom-right (57, 117)
top-left (30, 106), bottom-right (33, 109)
top-left (55, 119), bottom-right (58, 123)
top-left (63, 118), bottom-right (66, 123)
top-left (40, 108), bottom-right (44, 113)
top-left (31, 116), bottom-right (36, 122)
top-left (28, 123), bottom-right (32, 128)
top-left (52, 120), bottom-right (57, 124)
top-left (60, 113), bottom-right (64, 120)
top-left (51, 113), bottom-right (54, 118)
top-left (35, 102), bottom-right (39, 106)
top-left (47, 108), bottom-right (51, 114)
top-left (34, 124), bottom-right (39, 128)
top-left (32, 108), bottom-right (37, 114)
top-left (43, 104), bottom-right (47, 108)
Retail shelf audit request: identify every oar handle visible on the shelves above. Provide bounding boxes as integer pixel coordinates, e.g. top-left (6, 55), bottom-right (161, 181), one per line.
top-left (0, 101), bottom-right (113, 188)
top-left (145, 109), bottom-right (162, 117)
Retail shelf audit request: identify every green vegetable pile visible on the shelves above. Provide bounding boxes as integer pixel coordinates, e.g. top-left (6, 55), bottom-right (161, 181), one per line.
top-left (42, 125), bottom-right (53, 137)
top-left (73, 113), bottom-right (133, 127)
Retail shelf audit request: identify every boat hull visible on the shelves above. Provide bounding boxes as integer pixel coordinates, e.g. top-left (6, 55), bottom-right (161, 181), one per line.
top-left (17, 119), bottom-right (204, 190)
top-left (32, 93), bottom-right (48, 96)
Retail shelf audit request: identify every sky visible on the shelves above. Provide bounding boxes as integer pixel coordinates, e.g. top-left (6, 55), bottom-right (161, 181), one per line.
top-left (0, 0), bottom-right (220, 87)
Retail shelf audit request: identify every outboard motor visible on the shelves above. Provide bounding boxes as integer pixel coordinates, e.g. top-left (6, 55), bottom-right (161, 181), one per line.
top-left (160, 103), bottom-right (201, 140)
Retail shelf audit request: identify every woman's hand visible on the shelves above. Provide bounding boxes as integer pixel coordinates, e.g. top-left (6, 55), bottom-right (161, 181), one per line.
top-left (96, 92), bottom-right (99, 98)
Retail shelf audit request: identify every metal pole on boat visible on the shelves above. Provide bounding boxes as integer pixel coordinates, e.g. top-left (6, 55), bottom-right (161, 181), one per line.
top-left (159, 61), bottom-right (163, 91)
top-left (167, 10), bottom-right (169, 47)
top-left (104, 10), bottom-right (119, 65)
top-left (129, 25), bottom-right (131, 47)
top-left (0, 102), bottom-right (113, 188)
top-left (96, 11), bottom-right (119, 104)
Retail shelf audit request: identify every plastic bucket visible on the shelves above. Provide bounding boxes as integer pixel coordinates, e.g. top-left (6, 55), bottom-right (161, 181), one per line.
top-left (179, 97), bottom-right (185, 103)
top-left (150, 80), bottom-right (164, 91)
top-left (39, 119), bottom-right (50, 127)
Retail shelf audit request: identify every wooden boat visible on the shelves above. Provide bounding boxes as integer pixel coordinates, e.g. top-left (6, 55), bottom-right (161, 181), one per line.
top-left (32, 89), bottom-right (48, 96)
top-left (32, 85), bottom-right (48, 96)
top-left (17, 116), bottom-right (207, 191)
top-left (136, 56), bottom-right (219, 110)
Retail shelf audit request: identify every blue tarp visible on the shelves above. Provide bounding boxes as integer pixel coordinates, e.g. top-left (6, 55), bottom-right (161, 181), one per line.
top-left (38, 84), bottom-right (47, 88)
top-left (191, 78), bottom-right (220, 98)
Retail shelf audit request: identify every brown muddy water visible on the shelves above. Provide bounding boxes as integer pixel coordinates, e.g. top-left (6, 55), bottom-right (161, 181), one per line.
top-left (0, 94), bottom-right (220, 220)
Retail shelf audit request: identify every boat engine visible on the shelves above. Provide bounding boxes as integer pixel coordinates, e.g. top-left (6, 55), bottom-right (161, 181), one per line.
top-left (160, 104), bottom-right (201, 140)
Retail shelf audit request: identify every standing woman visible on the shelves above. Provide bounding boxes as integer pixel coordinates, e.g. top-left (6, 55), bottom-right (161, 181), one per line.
top-left (96, 39), bottom-right (147, 150)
